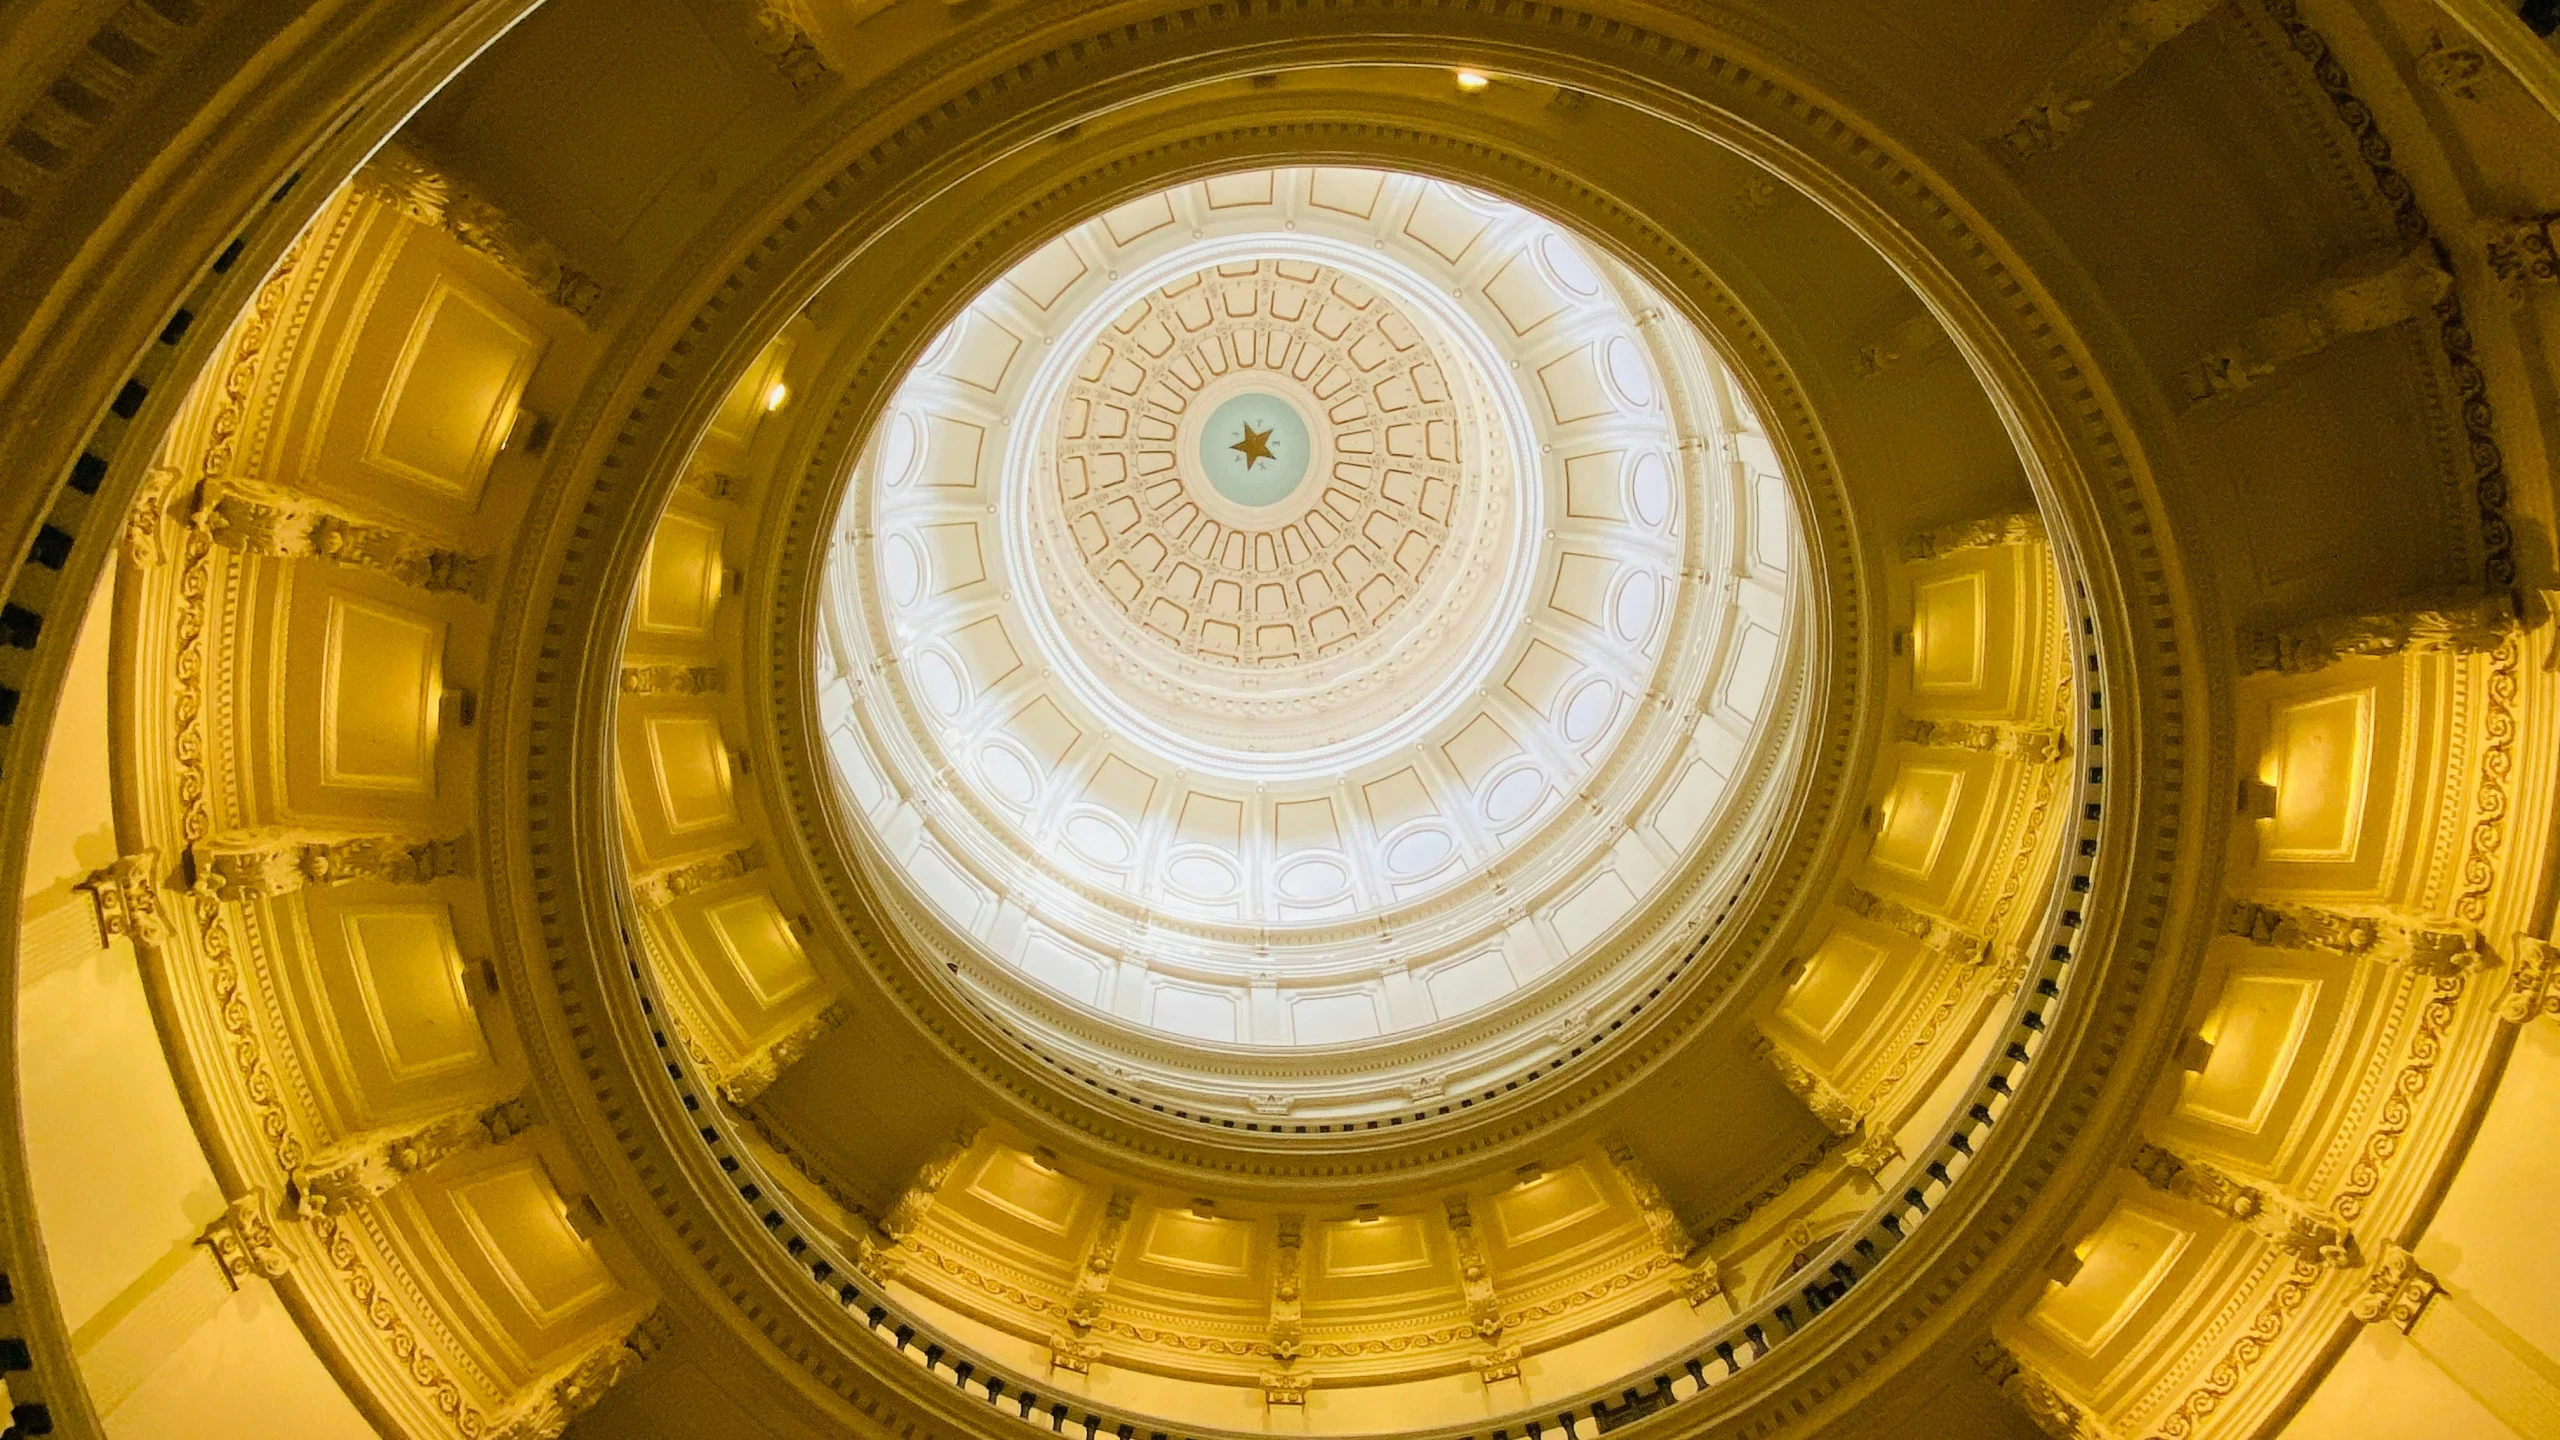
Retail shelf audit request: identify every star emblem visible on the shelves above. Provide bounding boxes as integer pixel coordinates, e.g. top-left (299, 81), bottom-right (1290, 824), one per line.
top-left (1230, 422), bottom-right (1278, 470)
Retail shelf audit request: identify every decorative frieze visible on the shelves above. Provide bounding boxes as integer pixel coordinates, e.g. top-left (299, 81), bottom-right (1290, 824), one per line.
top-left (79, 850), bottom-right (167, 949)
top-left (2177, 246), bottom-right (2453, 403)
top-left (294, 1094), bottom-right (535, 1214)
top-left (1842, 882), bottom-right (1993, 966)
top-left (1751, 1032), bottom-right (1862, 1136)
top-left (1972, 1338), bottom-right (2114, 1439)
top-left (2129, 1140), bottom-right (2356, 1266)
top-left (2497, 935), bottom-right (2560, 1024)
top-left (2239, 587), bottom-right (2517, 674)
top-left (351, 141), bottom-right (604, 319)
top-left (199, 1192), bottom-right (291, 1289)
top-left (716, 1001), bottom-right (847, 1106)
top-left (2222, 897), bottom-right (2486, 975)
top-left (195, 831), bottom-right (470, 900)
top-left (631, 845), bottom-right (761, 910)
top-left (192, 478), bottom-right (493, 597)
top-left (1898, 510), bottom-right (2044, 563)
top-left (1899, 715), bottom-right (2067, 763)
top-left (619, 664), bottom-right (723, 696)
top-left (2349, 1243), bottom-right (2441, 1334)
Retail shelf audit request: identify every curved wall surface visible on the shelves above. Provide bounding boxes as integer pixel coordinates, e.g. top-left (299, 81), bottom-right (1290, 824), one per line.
top-left (0, 4), bottom-right (2555, 1440)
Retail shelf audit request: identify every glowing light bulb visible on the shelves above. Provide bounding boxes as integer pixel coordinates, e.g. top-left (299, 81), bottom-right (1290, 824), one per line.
top-left (1454, 68), bottom-right (1491, 93)
top-left (764, 380), bottom-right (791, 412)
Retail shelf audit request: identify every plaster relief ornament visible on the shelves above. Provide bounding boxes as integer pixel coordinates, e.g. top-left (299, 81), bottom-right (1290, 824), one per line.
top-left (821, 164), bottom-right (1810, 1127)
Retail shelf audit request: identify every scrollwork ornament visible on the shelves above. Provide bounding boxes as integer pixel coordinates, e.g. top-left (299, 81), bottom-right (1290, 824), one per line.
top-left (2454, 632), bottom-right (2519, 925)
top-left (2149, 1255), bottom-right (2324, 1439)
top-left (2330, 971), bottom-right (2461, 1224)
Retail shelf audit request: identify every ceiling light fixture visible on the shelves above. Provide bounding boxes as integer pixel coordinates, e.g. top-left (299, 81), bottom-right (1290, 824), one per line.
top-left (764, 379), bottom-right (791, 412)
top-left (1454, 68), bottom-right (1491, 92)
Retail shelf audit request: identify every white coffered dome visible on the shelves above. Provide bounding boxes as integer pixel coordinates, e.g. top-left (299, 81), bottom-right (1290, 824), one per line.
top-left (819, 167), bottom-right (1809, 1099)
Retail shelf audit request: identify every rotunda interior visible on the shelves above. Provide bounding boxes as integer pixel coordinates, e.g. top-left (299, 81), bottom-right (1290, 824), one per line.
top-left (1, 3), bottom-right (2558, 1440)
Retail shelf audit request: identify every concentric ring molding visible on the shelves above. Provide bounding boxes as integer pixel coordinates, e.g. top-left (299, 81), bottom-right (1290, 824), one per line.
top-left (780, 139), bottom-right (1842, 1164)
top-left (493, 10), bottom-right (2208, 1437)
top-left (816, 166), bottom-right (1817, 1117)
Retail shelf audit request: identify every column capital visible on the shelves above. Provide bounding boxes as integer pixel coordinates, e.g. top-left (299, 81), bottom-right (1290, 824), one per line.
top-left (2498, 936), bottom-right (2560, 1024)
top-left (198, 1191), bottom-right (291, 1290)
top-left (2349, 1243), bottom-right (2441, 1333)
top-left (1258, 1368), bottom-right (1309, 1404)
top-left (79, 850), bottom-right (168, 949)
top-left (2485, 211), bottom-right (2560, 297)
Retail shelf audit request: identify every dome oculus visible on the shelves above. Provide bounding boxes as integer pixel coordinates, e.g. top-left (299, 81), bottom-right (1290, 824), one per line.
top-left (821, 168), bottom-right (1808, 1083)
top-left (1198, 391), bottom-right (1309, 506)
top-left (1033, 252), bottom-right (1512, 739)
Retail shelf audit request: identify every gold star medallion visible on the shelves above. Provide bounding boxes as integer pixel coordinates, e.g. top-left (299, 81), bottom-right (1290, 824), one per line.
top-left (1230, 422), bottom-right (1278, 469)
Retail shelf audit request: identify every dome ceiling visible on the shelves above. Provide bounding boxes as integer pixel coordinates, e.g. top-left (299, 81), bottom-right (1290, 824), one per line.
top-left (822, 168), bottom-right (1810, 1086)
top-left (25, 5), bottom-right (2556, 1440)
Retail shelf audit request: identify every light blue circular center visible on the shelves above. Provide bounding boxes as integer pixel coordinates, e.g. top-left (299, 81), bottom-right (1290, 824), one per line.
top-left (1198, 392), bottom-right (1311, 508)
